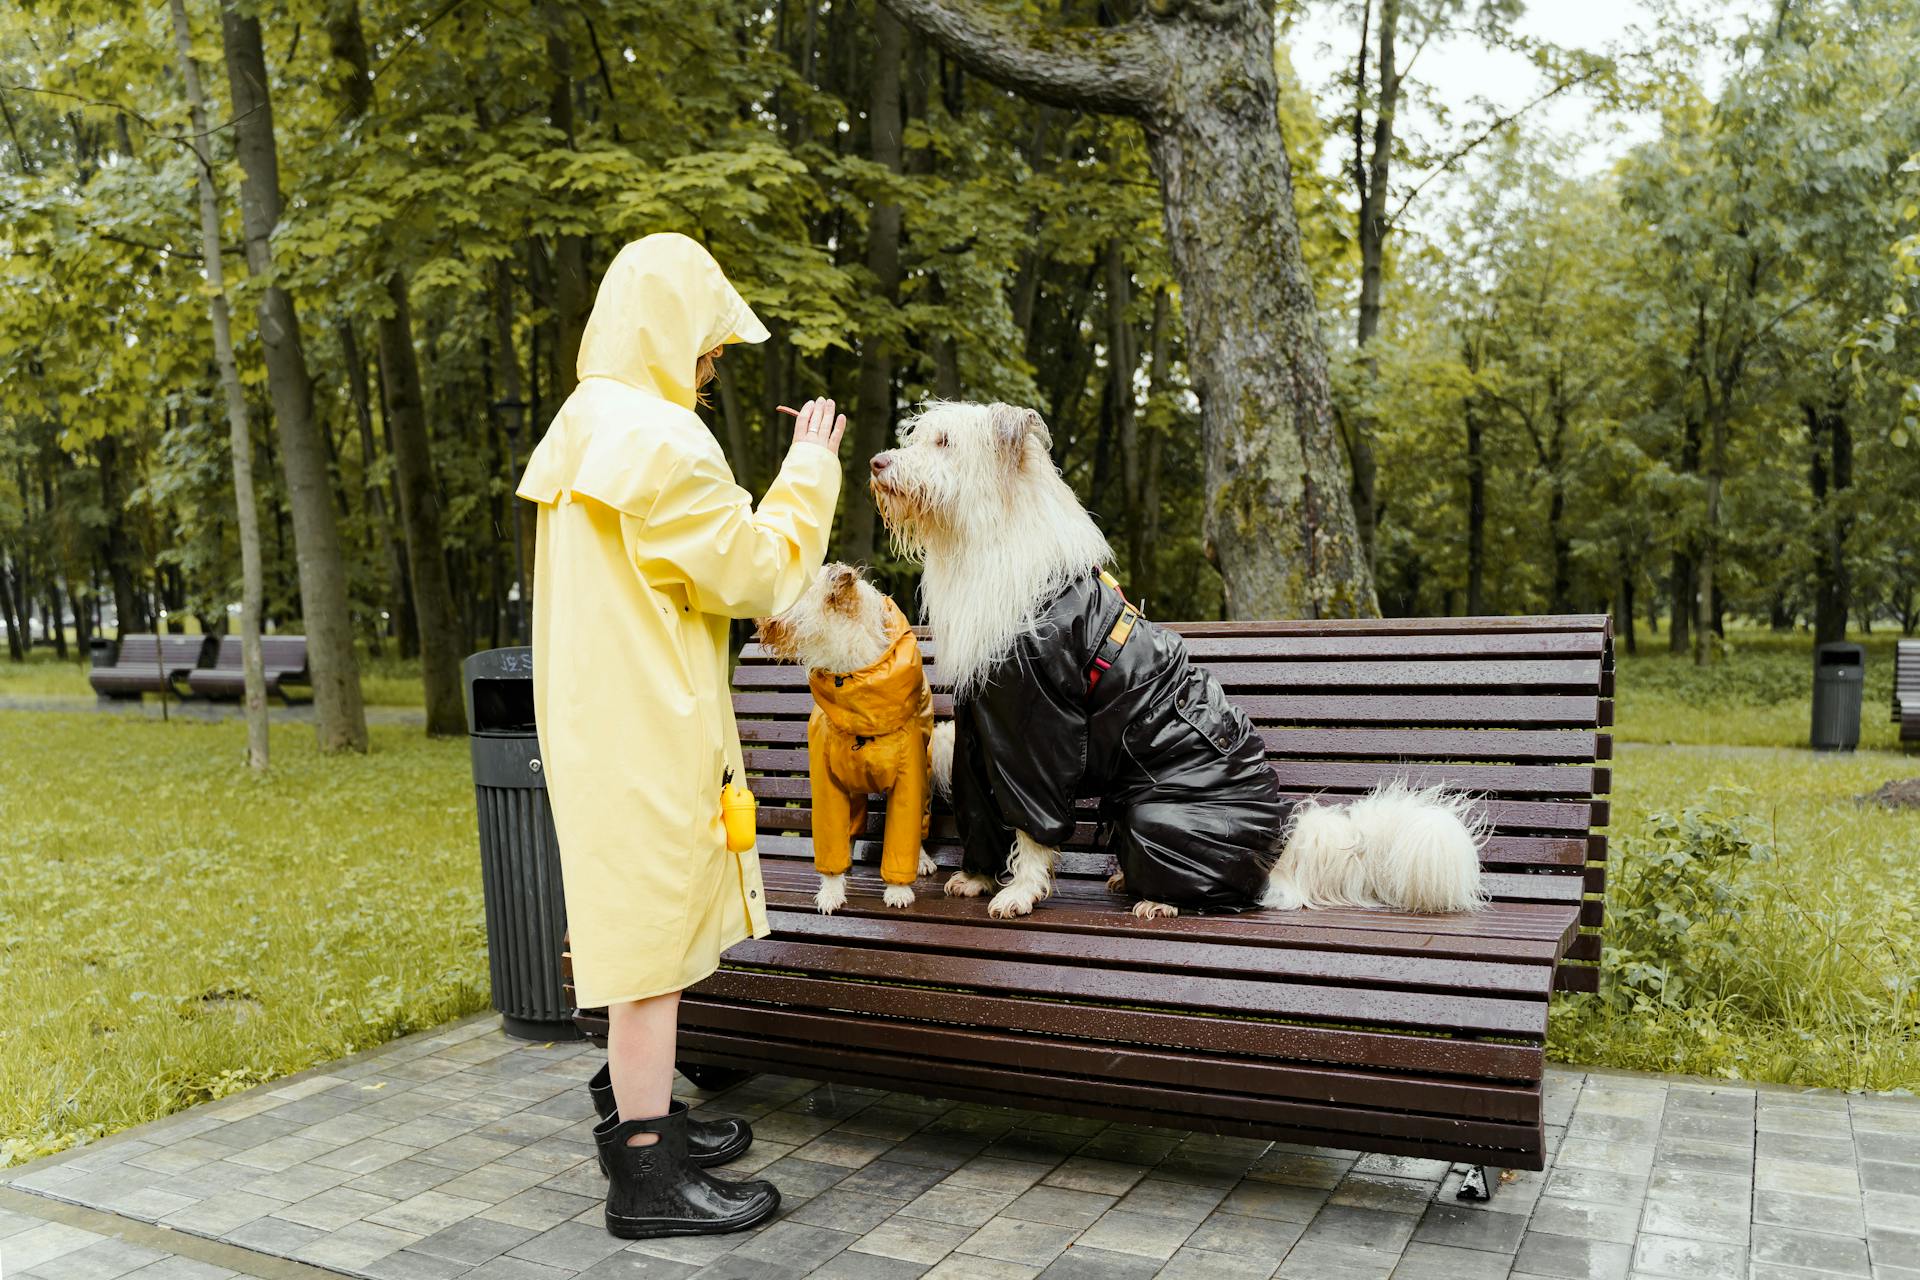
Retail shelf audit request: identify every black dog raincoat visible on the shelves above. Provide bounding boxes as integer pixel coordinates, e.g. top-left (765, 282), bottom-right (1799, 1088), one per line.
top-left (949, 571), bottom-right (1288, 911)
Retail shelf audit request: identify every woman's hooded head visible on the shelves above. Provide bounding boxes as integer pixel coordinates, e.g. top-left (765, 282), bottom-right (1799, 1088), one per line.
top-left (575, 233), bottom-right (769, 409)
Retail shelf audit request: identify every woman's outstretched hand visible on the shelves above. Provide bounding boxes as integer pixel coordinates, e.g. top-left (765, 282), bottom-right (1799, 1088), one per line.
top-left (780, 399), bottom-right (847, 456)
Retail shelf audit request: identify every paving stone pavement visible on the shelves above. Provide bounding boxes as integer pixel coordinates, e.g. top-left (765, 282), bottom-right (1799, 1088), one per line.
top-left (5, 1015), bottom-right (1917, 1280)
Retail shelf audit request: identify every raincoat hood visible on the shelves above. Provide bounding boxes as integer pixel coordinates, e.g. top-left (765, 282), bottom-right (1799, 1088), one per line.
top-left (807, 600), bottom-right (932, 740)
top-left (575, 232), bottom-right (769, 409)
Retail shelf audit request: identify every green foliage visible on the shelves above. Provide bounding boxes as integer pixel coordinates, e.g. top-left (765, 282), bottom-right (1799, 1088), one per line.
top-left (1551, 745), bottom-right (1920, 1090)
top-left (1601, 801), bottom-right (1775, 1016)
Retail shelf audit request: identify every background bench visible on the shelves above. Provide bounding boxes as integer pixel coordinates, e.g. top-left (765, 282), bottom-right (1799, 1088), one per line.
top-left (566, 613), bottom-right (1612, 1178)
top-left (184, 636), bottom-right (312, 703)
top-left (1897, 640), bottom-right (1919, 748)
top-left (88, 634), bottom-right (214, 699)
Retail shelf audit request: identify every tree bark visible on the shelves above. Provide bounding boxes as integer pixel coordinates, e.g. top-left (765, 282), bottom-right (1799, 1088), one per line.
top-left (0, 553), bottom-right (23, 660)
top-left (879, 0), bottom-right (1376, 618)
top-left (222, 5), bottom-right (368, 753)
top-left (169, 0), bottom-right (269, 771)
top-left (327, 0), bottom-right (465, 733)
top-left (1346, 0), bottom-right (1399, 568)
top-left (1806, 398), bottom-right (1852, 647)
top-left (1105, 241), bottom-right (1144, 588)
top-left (544, 2), bottom-right (591, 400)
top-left (843, 8), bottom-right (906, 564)
top-left (1464, 394), bottom-right (1485, 614)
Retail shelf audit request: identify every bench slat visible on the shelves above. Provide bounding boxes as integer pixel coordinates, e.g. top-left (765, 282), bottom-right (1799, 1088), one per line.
top-left (725, 938), bottom-right (1549, 1036)
top-left (686, 969), bottom-right (1545, 1080)
top-left (681, 1000), bottom-right (1542, 1121)
top-left (675, 1032), bottom-right (1548, 1167)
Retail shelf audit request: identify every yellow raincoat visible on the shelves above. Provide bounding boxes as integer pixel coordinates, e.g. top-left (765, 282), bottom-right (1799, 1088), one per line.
top-left (517, 233), bottom-right (841, 1008)
top-left (807, 599), bottom-right (934, 887)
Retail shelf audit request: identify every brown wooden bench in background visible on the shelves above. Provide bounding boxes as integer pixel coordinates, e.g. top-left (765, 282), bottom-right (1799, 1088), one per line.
top-left (1896, 640), bottom-right (1919, 749)
top-left (566, 614), bottom-right (1612, 1190)
top-left (88, 634), bottom-right (215, 700)
top-left (185, 635), bottom-right (312, 703)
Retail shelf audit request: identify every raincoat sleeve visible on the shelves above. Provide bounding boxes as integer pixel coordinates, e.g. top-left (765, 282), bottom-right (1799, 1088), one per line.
top-left (629, 442), bottom-right (842, 619)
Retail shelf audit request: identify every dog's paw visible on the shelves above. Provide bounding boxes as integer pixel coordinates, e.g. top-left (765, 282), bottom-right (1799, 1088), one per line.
top-left (945, 871), bottom-right (993, 898)
top-left (814, 875), bottom-right (847, 915)
top-left (1130, 900), bottom-right (1179, 920)
top-left (988, 886), bottom-right (1039, 919)
top-left (918, 847), bottom-right (939, 877)
top-left (1106, 870), bottom-right (1127, 894)
top-left (883, 884), bottom-right (916, 909)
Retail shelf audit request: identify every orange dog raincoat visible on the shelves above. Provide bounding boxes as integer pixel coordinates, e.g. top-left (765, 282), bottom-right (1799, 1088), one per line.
top-left (807, 600), bottom-right (934, 886)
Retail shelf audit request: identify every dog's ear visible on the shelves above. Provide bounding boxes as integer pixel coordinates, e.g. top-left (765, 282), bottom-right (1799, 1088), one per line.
top-left (755, 616), bottom-right (793, 658)
top-left (989, 404), bottom-right (1051, 460)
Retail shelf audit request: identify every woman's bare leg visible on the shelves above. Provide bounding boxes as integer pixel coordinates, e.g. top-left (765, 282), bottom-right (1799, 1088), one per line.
top-left (607, 990), bottom-right (680, 1146)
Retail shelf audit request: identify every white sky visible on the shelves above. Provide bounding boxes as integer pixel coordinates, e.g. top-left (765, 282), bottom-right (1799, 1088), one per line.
top-left (1286, 0), bottom-right (1768, 229)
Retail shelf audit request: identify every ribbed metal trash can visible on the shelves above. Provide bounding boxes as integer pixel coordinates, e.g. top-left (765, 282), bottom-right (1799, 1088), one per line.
top-left (1811, 642), bottom-right (1865, 753)
top-left (464, 647), bottom-right (581, 1040)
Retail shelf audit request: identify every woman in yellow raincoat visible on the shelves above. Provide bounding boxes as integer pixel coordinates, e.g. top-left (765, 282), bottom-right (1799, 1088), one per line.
top-left (517, 233), bottom-right (844, 1240)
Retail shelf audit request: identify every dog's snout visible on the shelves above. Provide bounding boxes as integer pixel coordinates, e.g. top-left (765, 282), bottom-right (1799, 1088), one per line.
top-left (870, 454), bottom-right (892, 475)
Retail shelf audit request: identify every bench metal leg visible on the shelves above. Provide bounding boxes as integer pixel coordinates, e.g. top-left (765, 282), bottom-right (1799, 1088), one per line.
top-left (1455, 1164), bottom-right (1493, 1201)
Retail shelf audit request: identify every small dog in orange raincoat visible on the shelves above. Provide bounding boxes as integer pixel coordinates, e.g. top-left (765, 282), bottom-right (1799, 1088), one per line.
top-left (757, 564), bottom-right (941, 913)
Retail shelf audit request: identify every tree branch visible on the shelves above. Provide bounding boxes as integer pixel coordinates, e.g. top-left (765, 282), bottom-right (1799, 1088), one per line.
top-left (875, 0), bottom-right (1165, 118)
top-left (1388, 69), bottom-right (1598, 226)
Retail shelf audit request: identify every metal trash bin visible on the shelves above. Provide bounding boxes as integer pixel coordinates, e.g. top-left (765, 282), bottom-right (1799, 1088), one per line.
top-left (89, 637), bottom-right (117, 668)
top-left (1811, 642), bottom-right (1865, 753)
top-left (464, 647), bottom-right (581, 1040)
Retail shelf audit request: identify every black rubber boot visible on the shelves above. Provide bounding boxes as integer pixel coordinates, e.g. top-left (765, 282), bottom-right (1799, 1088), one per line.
top-left (587, 1064), bottom-right (752, 1171)
top-left (594, 1104), bottom-right (779, 1240)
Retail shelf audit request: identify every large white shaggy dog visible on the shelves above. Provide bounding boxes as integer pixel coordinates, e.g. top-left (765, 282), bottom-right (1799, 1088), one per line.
top-left (871, 401), bottom-right (1486, 920)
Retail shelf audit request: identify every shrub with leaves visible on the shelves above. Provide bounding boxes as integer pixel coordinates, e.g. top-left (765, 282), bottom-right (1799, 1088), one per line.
top-left (1601, 801), bottom-right (1774, 1016)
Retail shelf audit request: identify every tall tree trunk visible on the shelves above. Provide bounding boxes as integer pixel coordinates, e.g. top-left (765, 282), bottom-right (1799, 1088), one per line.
top-left (1346, 0), bottom-right (1399, 569)
top-left (376, 276), bottom-right (465, 733)
top-left (1806, 398), bottom-right (1852, 647)
top-left (222, 5), bottom-right (368, 752)
top-left (1669, 554), bottom-right (1693, 655)
top-left (1617, 569), bottom-right (1636, 656)
top-left (544, 2), bottom-right (590, 399)
top-left (1464, 392), bottom-right (1485, 615)
top-left (1138, 288), bottom-right (1170, 612)
top-left (0, 553), bottom-right (23, 660)
top-left (96, 436), bottom-right (145, 635)
top-left (490, 262), bottom-right (533, 644)
top-left (880, 0), bottom-right (1376, 618)
top-left (844, 8), bottom-right (906, 563)
top-left (1104, 241), bottom-right (1144, 590)
top-left (327, 0), bottom-right (465, 733)
top-left (338, 321), bottom-right (410, 656)
top-left (1695, 398), bottom-right (1728, 666)
top-left (169, 0), bottom-right (269, 771)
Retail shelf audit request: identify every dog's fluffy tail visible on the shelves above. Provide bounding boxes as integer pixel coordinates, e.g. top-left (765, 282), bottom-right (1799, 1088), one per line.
top-left (1350, 779), bottom-right (1487, 913)
top-left (1262, 781), bottom-right (1487, 914)
top-left (929, 720), bottom-right (955, 798)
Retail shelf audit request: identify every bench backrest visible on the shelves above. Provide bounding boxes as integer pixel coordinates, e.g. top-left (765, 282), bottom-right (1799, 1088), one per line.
top-left (111, 634), bottom-right (214, 672)
top-left (733, 613), bottom-right (1613, 993)
top-left (1897, 641), bottom-right (1920, 715)
top-left (209, 635), bottom-right (310, 673)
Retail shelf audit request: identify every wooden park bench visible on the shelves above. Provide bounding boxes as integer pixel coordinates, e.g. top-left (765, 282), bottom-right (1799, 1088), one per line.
top-left (184, 635), bottom-right (312, 703)
top-left (1896, 641), bottom-right (1920, 749)
top-left (566, 614), bottom-right (1612, 1191)
top-left (88, 634), bottom-right (215, 700)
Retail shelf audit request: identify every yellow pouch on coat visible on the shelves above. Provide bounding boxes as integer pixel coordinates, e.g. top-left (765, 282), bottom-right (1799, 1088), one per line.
top-left (720, 774), bottom-right (758, 853)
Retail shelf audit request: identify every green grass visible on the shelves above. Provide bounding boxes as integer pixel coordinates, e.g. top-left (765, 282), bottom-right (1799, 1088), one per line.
top-left (1615, 628), bottom-right (1910, 749)
top-left (1551, 744), bottom-right (1920, 1090)
top-left (0, 711), bottom-right (487, 1166)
